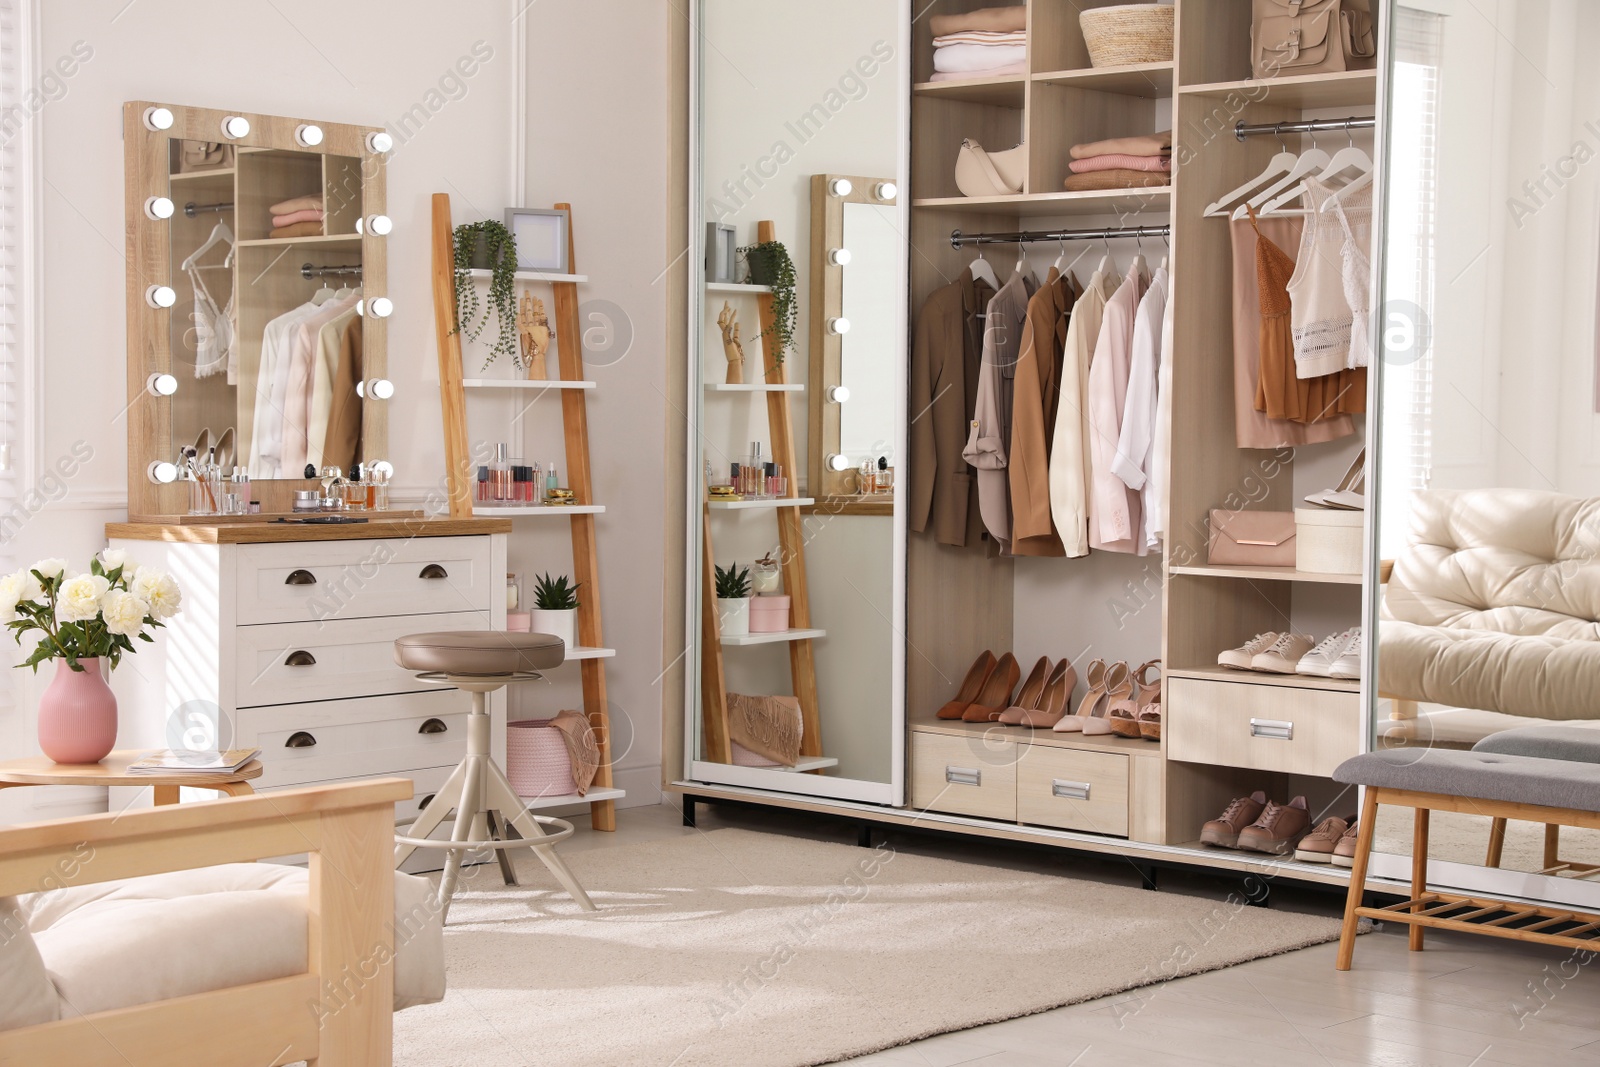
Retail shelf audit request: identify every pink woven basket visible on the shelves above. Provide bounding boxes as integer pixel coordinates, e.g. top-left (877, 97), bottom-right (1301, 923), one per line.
top-left (731, 742), bottom-right (781, 767)
top-left (506, 719), bottom-right (577, 797)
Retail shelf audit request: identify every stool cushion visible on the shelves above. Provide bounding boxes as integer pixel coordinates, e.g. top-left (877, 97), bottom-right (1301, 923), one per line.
top-left (394, 631), bottom-right (565, 675)
top-left (1334, 749), bottom-right (1600, 813)
top-left (1472, 725), bottom-right (1600, 764)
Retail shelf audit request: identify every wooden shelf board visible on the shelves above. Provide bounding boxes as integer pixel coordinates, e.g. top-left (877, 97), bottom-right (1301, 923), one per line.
top-left (1033, 62), bottom-right (1174, 98)
top-left (467, 268), bottom-right (588, 284)
top-left (564, 646), bottom-right (616, 660)
top-left (707, 497), bottom-right (816, 511)
top-left (912, 73), bottom-right (1027, 107)
top-left (516, 786), bottom-right (626, 808)
top-left (472, 504), bottom-right (605, 516)
top-left (1168, 666), bottom-right (1360, 694)
top-left (169, 168), bottom-right (235, 182)
top-left (910, 716), bottom-right (1164, 757)
top-left (461, 378), bottom-right (596, 390)
top-left (1169, 564), bottom-right (1363, 585)
top-left (1179, 69), bottom-right (1378, 109)
top-left (912, 188), bottom-right (1171, 218)
top-left (705, 383), bottom-right (805, 393)
top-left (721, 627), bottom-right (826, 647)
top-left (706, 281), bottom-right (773, 295)
top-left (236, 233), bottom-right (362, 247)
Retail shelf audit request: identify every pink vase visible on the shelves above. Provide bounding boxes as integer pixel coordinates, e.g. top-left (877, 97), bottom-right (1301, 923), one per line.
top-left (37, 658), bottom-right (118, 764)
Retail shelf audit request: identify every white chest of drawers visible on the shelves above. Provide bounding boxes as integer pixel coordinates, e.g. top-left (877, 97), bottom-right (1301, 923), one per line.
top-left (107, 522), bottom-right (509, 818)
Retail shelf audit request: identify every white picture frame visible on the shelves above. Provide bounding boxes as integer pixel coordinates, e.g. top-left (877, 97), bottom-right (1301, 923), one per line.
top-left (506, 208), bottom-right (569, 273)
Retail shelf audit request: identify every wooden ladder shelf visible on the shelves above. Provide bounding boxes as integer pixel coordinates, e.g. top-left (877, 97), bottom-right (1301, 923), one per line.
top-left (429, 192), bottom-right (618, 831)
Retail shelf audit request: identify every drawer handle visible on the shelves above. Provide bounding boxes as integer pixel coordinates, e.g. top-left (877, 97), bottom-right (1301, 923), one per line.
top-left (1250, 718), bottom-right (1295, 741)
top-left (419, 563), bottom-right (449, 580)
top-left (1052, 779), bottom-right (1092, 801)
top-left (418, 717), bottom-right (449, 735)
top-left (285, 650), bottom-right (317, 667)
top-left (418, 793), bottom-right (435, 810)
top-left (945, 766), bottom-right (981, 787)
top-left (285, 569), bottom-right (317, 586)
top-left (285, 731), bottom-right (317, 749)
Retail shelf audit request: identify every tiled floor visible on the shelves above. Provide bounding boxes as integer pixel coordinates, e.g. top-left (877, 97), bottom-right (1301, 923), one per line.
top-left (541, 800), bottom-right (1600, 1066)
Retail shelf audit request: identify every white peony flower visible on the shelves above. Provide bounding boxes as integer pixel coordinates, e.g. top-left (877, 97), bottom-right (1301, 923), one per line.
top-left (99, 548), bottom-right (138, 578)
top-left (0, 572), bottom-right (25, 620)
top-left (100, 589), bottom-right (149, 636)
top-left (30, 558), bottom-right (67, 580)
top-left (130, 569), bottom-right (182, 620)
top-left (56, 574), bottom-right (110, 623)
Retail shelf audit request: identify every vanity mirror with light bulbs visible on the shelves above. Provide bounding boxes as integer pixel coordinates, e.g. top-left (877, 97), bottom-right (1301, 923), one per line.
top-left (122, 101), bottom-right (394, 522)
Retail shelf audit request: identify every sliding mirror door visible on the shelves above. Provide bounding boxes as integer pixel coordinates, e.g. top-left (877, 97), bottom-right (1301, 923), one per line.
top-left (686, 1), bottom-right (909, 803)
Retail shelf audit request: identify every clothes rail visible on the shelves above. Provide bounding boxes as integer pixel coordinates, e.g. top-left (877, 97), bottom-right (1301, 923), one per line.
top-left (949, 224), bottom-right (1170, 250)
top-left (1234, 116), bottom-right (1374, 141)
top-left (300, 262), bottom-right (362, 279)
top-left (184, 200), bottom-right (233, 217)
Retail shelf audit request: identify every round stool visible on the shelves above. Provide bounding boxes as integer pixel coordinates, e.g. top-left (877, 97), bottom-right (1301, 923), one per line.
top-left (391, 631), bottom-right (596, 917)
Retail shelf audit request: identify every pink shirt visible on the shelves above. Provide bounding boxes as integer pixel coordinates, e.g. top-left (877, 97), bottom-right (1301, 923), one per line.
top-left (1085, 262), bottom-right (1148, 554)
top-left (282, 294), bottom-right (358, 472)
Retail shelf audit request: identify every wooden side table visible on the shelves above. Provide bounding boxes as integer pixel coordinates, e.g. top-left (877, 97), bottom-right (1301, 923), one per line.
top-left (0, 750), bottom-right (263, 806)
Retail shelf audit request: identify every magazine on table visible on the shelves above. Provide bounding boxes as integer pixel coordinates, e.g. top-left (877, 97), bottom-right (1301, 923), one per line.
top-left (127, 749), bottom-right (261, 775)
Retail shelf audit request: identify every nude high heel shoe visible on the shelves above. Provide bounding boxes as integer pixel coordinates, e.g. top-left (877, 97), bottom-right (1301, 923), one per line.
top-left (1053, 659), bottom-right (1105, 733)
top-left (962, 652), bottom-right (1020, 722)
top-left (998, 656), bottom-right (1052, 725)
top-left (1017, 660), bottom-right (1076, 728)
top-left (936, 650), bottom-right (997, 720)
top-left (1080, 661), bottom-right (1132, 736)
top-left (1108, 659), bottom-right (1160, 738)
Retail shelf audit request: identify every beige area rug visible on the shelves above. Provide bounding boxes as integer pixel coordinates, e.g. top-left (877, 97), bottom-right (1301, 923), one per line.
top-left (1376, 806), bottom-right (1600, 872)
top-left (394, 828), bottom-right (1352, 1067)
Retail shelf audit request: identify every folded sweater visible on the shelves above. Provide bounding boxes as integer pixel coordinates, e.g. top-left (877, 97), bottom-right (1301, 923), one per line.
top-left (1063, 170), bottom-right (1171, 192)
top-left (1068, 153), bottom-right (1172, 174)
top-left (1069, 130), bottom-right (1173, 160)
top-left (269, 220), bottom-right (325, 239)
top-left (272, 207), bottom-right (326, 227)
top-left (933, 30), bottom-right (1026, 47)
top-left (930, 6), bottom-right (1026, 35)
top-left (934, 42), bottom-right (1026, 73)
top-left (269, 194), bottom-right (323, 215)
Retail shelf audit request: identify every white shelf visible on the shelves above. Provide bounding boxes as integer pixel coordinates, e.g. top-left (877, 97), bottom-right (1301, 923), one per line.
top-left (721, 628), bottom-right (826, 647)
top-left (516, 786), bottom-right (626, 809)
top-left (462, 378), bottom-right (596, 391)
top-left (564, 646), bottom-right (616, 660)
top-left (473, 505), bottom-right (605, 516)
top-left (706, 282), bottom-right (773, 295)
top-left (705, 383), bottom-right (805, 393)
top-left (707, 497), bottom-right (814, 511)
top-left (468, 268), bottom-right (587, 284)
top-left (775, 756), bottom-right (839, 773)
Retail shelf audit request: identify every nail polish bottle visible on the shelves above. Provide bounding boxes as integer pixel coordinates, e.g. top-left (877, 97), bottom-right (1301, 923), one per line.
top-left (476, 466), bottom-right (489, 503)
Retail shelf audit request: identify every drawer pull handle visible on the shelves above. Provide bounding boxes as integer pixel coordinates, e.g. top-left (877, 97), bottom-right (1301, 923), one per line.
top-left (419, 564), bottom-right (449, 580)
top-left (1052, 779), bottom-right (1092, 801)
top-left (945, 766), bottom-right (981, 787)
top-left (1250, 718), bottom-right (1294, 741)
top-left (285, 569), bottom-right (317, 586)
top-left (285, 650), bottom-right (317, 667)
top-left (418, 793), bottom-right (435, 810)
top-left (418, 717), bottom-right (449, 735)
top-left (285, 731), bottom-right (317, 749)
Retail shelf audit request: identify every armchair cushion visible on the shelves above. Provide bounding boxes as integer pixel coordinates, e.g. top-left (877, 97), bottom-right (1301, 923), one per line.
top-left (0, 896), bottom-right (59, 1031)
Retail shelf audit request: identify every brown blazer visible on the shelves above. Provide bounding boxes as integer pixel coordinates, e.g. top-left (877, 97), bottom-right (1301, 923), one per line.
top-left (909, 273), bottom-right (993, 548)
top-left (1009, 271), bottom-right (1077, 556)
top-left (321, 315), bottom-right (363, 472)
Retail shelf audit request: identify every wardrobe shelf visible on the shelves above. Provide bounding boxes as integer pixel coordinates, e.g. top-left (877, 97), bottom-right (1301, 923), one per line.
top-left (467, 268), bottom-right (588, 284)
top-left (169, 167), bottom-right (235, 182)
top-left (912, 188), bottom-right (1171, 218)
top-left (721, 628), bottom-right (826, 647)
top-left (1167, 666), bottom-right (1360, 694)
top-left (517, 786), bottom-right (626, 809)
top-left (705, 383), bottom-right (805, 393)
top-left (472, 505), bottom-right (605, 516)
top-left (1032, 62), bottom-right (1173, 98)
top-left (461, 378), bottom-right (596, 390)
top-left (1169, 564), bottom-right (1363, 586)
top-left (911, 717), bottom-right (1163, 757)
top-left (772, 756), bottom-right (840, 773)
top-left (236, 233), bottom-right (362, 248)
top-left (564, 647), bottom-right (616, 660)
top-left (707, 497), bottom-right (815, 510)
top-left (1178, 69), bottom-right (1378, 109)
top-left (706, 282), bottom-right (773, 295)
top-left (912, 73), bottom-right (1026, 107)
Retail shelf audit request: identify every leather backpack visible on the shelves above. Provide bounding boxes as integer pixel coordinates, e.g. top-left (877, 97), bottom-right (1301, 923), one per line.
top-left (1252, 0), bottom-right (1376, 79)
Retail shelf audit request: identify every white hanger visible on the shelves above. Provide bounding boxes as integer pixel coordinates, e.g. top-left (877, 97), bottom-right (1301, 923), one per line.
top-left (1317, 124), bottom-right (1373, 185)
top-left (1205, 126), bottom-right (1298, 218)
top-left (1159, 232), bottom-right (1170, 272)
top-left (1320, 165), bottom-right (1374, 209)
top-left (1096, 234), bottom-right (1115, 278)
top-left (1013, 241), bottom-right (1028, 279)
top-left (181, 221), bottom-right (235, 271)
top-left (968, 247), bottom-right (999, 290)
top-left (1233, 130), bottom-right (1333, 219)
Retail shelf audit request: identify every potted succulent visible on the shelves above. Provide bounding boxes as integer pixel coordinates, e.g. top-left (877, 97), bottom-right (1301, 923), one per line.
top-left (737, 238), bottom-right (797, 364)
top-left (451, 219), bottom-right (522, 370)
top-left (529, 572), bottom-right (580, 650)
top-left (715, 562), bottom-right (751, 637)
top-left (3, 551), bottom-right (182, 764)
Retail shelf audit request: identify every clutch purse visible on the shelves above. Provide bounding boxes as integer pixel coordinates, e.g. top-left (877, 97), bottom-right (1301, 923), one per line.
top-left (955, 139), bottom-right (1026, 198)
top-left (178, 140), bottom-right (235, 173)
top-left (1208, 509), bottom-right (1296, 567)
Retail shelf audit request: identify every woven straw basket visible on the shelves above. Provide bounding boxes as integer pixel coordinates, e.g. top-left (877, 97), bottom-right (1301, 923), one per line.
top-left (1080, 4), bottom-right (1174, 68)
top-left (506, 719), bottom-right (577, 797)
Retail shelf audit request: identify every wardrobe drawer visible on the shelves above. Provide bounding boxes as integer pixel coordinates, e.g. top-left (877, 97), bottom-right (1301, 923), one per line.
top-left (909, 730), bottom-right (1017, 822)
top-left (1016, 745), bottom-right (1129, 837)
top-left (233, 610), bottom-right (489, 708)
top-left (1166, 677), bottom-right (1359, 777)
top-left (233, 536), bottom-right (495, 625)
top-left (238, 691), bottom-right (466, 789)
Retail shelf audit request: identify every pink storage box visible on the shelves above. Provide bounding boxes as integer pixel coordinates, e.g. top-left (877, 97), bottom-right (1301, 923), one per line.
top-left (748, 594), bottom-right (791, 633)
top-left (506, 719), bottom-right (577, 798)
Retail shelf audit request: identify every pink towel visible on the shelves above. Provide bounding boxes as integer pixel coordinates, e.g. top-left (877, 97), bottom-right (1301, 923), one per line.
top-left (272, 207), bottom-right (326, 227)
top-left (1068, 154), bottom-right (1173, 174)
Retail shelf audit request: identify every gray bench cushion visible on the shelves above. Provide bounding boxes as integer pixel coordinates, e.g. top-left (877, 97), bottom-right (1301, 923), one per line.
top-left (1334, 749), bottom-right (1600, 813)
top-left (1472, 725), bottom-right (1600, 764)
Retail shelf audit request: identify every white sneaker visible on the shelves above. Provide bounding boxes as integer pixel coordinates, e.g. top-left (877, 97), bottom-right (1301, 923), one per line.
top-left (1250, 633), bottom-right (1315, 674)
top-left (1328, 628), bottom-right (1363, 680)
top-left (1296, 629), bottom-right (1357, 677)
top-left (1218, 632), bottom-right (1280, 670)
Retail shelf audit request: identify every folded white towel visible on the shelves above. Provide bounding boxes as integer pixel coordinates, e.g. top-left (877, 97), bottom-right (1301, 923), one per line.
top-left (932, 43), bottom-right (1027, 73)
top-left (933, 30), bottom-right (1026, 47)
top-left (929, 63), bottom-right (1026, 82)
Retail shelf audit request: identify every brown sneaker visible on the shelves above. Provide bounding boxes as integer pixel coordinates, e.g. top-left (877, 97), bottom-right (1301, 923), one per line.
top-left (1331, 820), bottom-right (1361, 868)
top-left (1237, 795), bottom-right (1311, 855)
top-left (1294, 814), bottom-right (1353, 863)
top-left (1200, 790), bottom-right (1267, 848)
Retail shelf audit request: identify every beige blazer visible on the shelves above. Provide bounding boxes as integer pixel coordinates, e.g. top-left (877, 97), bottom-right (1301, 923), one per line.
top-left (909, 274), bottom-right (994, 548)
top-left (963, 270), bottom-right (1035, 548)
top-left (1009, 270), bottom-right (1076, 557)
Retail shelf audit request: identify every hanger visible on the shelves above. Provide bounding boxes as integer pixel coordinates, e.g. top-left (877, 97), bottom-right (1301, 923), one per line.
top-left (968, 246), bottom-right (999, 290)
top-left (1204, 125), bottom-right (1297, 217)
top-left (180, 221), bottom-right (235, 271)
top-left (1096, 234), bottom-right (1114, 278)
top-left (1159, 231), bottom-right (1170, 272)
top-left (1234, 128), bottom-right (1333, 219)
top-left (1262, 122), bottom-right (1374, 215)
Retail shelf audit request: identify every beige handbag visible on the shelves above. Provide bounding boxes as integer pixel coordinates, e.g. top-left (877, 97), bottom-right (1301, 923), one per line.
top-left (1208, 509), bottom-right (1297, 567)
top-left (955, 139), bottom-right (1026, 198)
top-left (178, 140), bottom-right (235, 174)
top-left (1251, 0), bottom-right (1374, 79)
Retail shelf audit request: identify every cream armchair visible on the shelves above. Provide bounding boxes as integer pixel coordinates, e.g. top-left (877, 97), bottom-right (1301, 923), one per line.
top-left (0, 778), bottom-right (444, 1066)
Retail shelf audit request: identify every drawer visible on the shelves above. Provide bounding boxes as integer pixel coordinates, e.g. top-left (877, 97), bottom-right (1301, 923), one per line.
top-left (1016, 745), bottom-right (1129, 837)
top-left (239, 691), bottom-right (466, 789)
top-left (233, 610), bottom-right (488, 708)
top-left (233, 536), bottom-right (496, 625)
top-left (909, 730), bottom-right (1017, 821)
top-left (1166, 677), bottom-right (1360, 777)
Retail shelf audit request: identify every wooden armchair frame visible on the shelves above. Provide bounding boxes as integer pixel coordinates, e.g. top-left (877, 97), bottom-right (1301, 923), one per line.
top-left (0, 777), bottom-right (411, 1067)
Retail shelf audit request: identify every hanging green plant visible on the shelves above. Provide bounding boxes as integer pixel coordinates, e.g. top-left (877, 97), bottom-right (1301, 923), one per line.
top-left (452, 220), bottom-right (521, 369)
top-left (737, 240), bottom-right (797, 363)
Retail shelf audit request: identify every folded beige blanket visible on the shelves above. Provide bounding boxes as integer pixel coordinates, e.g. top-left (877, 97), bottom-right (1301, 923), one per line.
top-left (270, 220), bottom-right (324, 239)
top-left (1063, 169), bottom-right (1171, 192)
top-left (547, 709), bottom-right (599, 795)
top-left (727, 693), bottom-right (803, 766)
top-left (1068, 153), bottom-right (1172, 174)
top-left (1069, 130), bottom-right (1172, 160)
top-left (933, 30), bottom-right (1026, 47)
top-left (930, 6), bottom-right (1026, 35)
top-left (269, 193), bottom-right (323, 215)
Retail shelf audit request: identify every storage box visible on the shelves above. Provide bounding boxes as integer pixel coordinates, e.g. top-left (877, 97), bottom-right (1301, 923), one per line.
top-left (1295, 508), bottom-right (1364, 574)
top-left (506, 719), bottom-right (577, 798)
top-left (748, 594), bottom-right (791, 633)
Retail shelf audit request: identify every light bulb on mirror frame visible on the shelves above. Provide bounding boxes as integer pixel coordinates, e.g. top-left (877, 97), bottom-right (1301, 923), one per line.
top-left (146, 373), bottom-right (178, 397)
top-left (366, 131), bottom-right (394, 154)
top-left (825, 453), bottom-right (851, 473)
top-left (367, 296), bottom-right (393, 318)
top-left (220, 115), bottom-right (250, 139)
top-left (827, 385), bottom-right (850, 404)
top-left (147, 461), bottom-right (179, 484)
top-left (826, 317), bottom-right (850, 335)
top-left (144, 196), bottom-right (175, 221)
top-left (357, 214), bottom-right (392, 236)
top-left (828, 247), bottom-right (851, 266)
top-left (142, 106), bottom-right (174, 131)
top-left (828, 178), bottom-right (853, 197)
top-left (294, 123), bottom-right (324, 147)
top-left (145, 284), bottom-right (176, 309)
top-left (356, 378), bottom-right (394, 400)
top-left (874, 182), bottom-right (898, 201)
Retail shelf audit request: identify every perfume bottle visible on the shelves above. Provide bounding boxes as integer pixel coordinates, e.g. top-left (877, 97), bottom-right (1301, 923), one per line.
top-left (343, 461), bottom-right (367, 510)
top-left (369, 465), bottom-right (390, 511)
top-left (858, 456), bottom-right (875, 495)
top-left (224, 467), bottom-right (250, 515)
top-left (875, 455), bottom-right (894, 494)
top-left (545, 461), bottom-right (559, 501)
top-left (530, 462), bottom-right (543, 505)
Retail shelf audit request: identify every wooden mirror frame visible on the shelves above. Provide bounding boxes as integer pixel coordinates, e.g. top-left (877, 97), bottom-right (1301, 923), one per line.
top-left (122, 101), bottom-right (389, 522)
